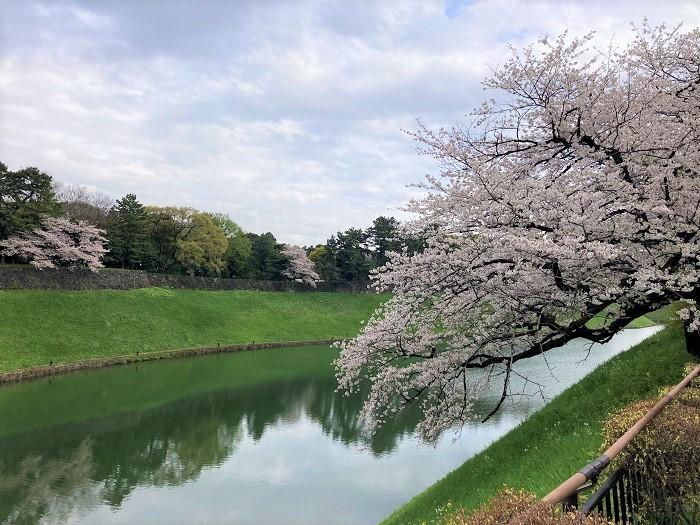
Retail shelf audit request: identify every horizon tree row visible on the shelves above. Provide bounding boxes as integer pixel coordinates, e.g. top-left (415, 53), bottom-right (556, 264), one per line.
top-left (0, 161), bottom-right (422, 281)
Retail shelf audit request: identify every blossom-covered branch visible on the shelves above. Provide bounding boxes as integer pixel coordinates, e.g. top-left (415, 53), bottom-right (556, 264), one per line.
top-left (281, 244), bottom-right (320, 286)
top-left (0, 217), bottom-right (108, 270)
top-left (336, 23), bottom-right (700, 443)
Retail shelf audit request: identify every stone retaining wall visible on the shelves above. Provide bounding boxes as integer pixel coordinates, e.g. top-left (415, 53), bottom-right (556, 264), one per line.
top-left (0, 266), bottom-right (373, 293)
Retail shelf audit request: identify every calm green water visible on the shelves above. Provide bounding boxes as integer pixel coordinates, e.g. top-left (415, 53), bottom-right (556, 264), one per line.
top-left (0, 327), bottom-right (660, 525)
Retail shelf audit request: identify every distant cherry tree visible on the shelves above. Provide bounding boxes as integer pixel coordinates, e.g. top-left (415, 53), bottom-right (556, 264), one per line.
top-left (53, 181), bottom-right (114, 228)
top-left (281, 244), bottom-right (320, 286)
top-left (336, 24), bottom-right (700, 442)
top-left (0, 217), bottom-right (107, 270)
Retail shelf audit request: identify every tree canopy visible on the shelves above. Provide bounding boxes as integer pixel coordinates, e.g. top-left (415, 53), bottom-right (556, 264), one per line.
top-left (208, 212), bottom-right (252, 278)
top-left (53, 182), bottom-right (114, 228)
top-left (0, 162), bottom-right (422, 284)
top-left (336, 24), bottom-right (700, 442)
top-left (0, 217), bottom-right (107, 270)
top-left (281, 244), bottom-right (320, 286)
top-left (0, 163), bottom-right (60, 241)
top-left (176, 212), bottom-right (228, 276)
top-left (106, 194), bottom-right (150, 269)
top-left (330, 228), bottom-right (371, 281)
top-left (246, 232), bottom-right (285, 280)
top-left (366, 216), bottom-right (402, 268)
top-left (145, 207), bottom-right (198, 273)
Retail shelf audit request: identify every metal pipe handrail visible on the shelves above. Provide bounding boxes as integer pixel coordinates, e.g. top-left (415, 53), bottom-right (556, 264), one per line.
top-left (579, 464), bottom-right (627, 516)
top-left (543, 364), bottom-right (700, 507)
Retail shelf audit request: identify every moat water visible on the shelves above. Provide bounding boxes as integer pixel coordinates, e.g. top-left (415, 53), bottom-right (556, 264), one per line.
top-left (0, 327), bottom-right (660, 525)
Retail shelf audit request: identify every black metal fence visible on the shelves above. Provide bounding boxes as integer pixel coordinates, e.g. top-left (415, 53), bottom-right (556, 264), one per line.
top-left (543, 364), bottom-right (700, 524)
top-left (579, 465), bottom-right (640, 524)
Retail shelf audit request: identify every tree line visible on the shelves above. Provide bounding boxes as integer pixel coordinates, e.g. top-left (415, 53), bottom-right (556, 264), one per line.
top-left (0, 161), bottom-right (422, 281)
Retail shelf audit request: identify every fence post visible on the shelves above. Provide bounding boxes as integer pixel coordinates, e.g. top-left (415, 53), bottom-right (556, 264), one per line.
top-left (562, 493), bottom-right (578, 512)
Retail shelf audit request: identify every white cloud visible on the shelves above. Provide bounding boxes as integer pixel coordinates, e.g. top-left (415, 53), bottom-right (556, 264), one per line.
top-left (1, 0), bottom-right (699, 244)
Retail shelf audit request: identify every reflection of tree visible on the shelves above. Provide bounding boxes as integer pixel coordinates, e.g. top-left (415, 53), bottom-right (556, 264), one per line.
top-left (88, 393), bottom-right (249, 508)
top-left (0, 440), bottom-right (100, 525)
top-left (305, 376), bottom-right (539, 454)
top-left (1, 381), bottom-right (313, 522)
top-left (304, 377), bottom-right (422, 454)
top-left (0, 371), bottom-right (545, 523)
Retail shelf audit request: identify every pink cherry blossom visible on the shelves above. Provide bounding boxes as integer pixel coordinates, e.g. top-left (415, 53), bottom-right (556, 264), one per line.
top-left (1, 217), bottom-right (108, 271)
top-left (336, 23), bottom-right (700, 443)
top-left (281, 244), bottom-right (320, 287)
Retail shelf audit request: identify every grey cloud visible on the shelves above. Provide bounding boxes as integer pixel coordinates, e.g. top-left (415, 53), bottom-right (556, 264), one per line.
top-left (1, 0), bottom-right (699, 244)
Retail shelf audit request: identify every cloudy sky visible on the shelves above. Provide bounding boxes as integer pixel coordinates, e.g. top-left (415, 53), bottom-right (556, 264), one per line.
top-left (1, 1), bottom-right (699, 244)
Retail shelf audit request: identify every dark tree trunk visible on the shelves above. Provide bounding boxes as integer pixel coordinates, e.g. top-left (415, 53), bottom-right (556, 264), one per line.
top-left (684, 321), bottom-right (700, 358)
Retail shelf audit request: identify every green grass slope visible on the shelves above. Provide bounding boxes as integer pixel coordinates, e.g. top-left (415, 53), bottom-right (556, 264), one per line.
top-left (585, 303), bottom-right (662, 330)
top-left (0, 288), bottom-right (386, 372)
top-left (382, 319), bottom-right (692, 525)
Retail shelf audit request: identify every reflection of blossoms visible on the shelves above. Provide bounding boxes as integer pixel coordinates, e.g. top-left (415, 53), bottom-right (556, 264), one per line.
top-left (337, 24), bottom-right (700, 443)
top-left (281, 244), bottom-right (320, 287)
top-left (0, 217), bottom-right (107, 270)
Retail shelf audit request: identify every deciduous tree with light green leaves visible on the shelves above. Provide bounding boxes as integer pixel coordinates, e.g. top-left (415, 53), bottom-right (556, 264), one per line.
top-left (208, 212), bottom-right (252, 278)
top-left (145, 207), bottom-right (197, 273)
top-left (176, 213), bottom-right (228, 276)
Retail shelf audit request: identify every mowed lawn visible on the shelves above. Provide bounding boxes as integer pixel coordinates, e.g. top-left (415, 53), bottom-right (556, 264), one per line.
top-left (382, 305), bottom-right (693, 525)
top-left (0, 288), bottom-right (387, 372)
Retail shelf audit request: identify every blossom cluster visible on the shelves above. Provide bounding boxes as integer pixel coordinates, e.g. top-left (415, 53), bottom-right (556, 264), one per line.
top-left (0, 217), bottom-right (107, 270)
top-left (336, 23), bottom-right (700, 442)
top-left (281, 244), bottom-right (320, 287)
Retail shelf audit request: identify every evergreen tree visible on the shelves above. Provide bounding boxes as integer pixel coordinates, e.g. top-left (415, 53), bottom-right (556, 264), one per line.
top-left (246, 232), bottom-right (284, 280)
top-left (308, 244), bottom-right (338, 282)
top-left (366, 216), bottom-right (402, 268)
top-left (106, 194), bottom-right (149, 269)
top-left (331, 228), bottom-right (370, 281)
top-left (0, 162), bottom-right (60, 241)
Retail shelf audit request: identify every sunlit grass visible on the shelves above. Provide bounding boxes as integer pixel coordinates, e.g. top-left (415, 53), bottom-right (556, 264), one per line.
top-left (0, 288), bottom-right (387, 372)
top-left (585, 301), bottom-right (685, 330)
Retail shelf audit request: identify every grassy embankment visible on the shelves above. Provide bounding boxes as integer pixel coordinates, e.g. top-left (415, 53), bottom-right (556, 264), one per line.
top-left (383, 303), bottom-right (693, 525)
top-left (0, 288), bottom-right (387, 373)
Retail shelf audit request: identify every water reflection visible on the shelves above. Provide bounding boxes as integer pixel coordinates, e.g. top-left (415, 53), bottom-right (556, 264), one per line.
top-left (0, 327), bottom-right (661, 525)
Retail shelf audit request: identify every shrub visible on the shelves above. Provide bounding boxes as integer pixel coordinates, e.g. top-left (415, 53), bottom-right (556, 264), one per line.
top-left (600, 365), bottom-right (700, 524)
top-left (440, 488), bottom-right (611, 525)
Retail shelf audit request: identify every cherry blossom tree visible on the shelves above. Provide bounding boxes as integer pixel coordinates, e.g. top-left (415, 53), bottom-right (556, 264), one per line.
top-left (53, 181), bottom-right (114, 228)
top-left (281, 244), bottom-right (320, 286)
top-left (336, 23), bottom-right (700, 443)
top-left (0, 217), bottom-right (107, 270)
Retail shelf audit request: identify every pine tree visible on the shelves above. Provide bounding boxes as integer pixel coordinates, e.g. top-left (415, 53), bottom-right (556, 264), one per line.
top-left (367, 216), bottom-right (401, 268)
top-left (0, 162), bottom-right (61, 241)
top-left (106, 194), bottom-right (149, 269)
